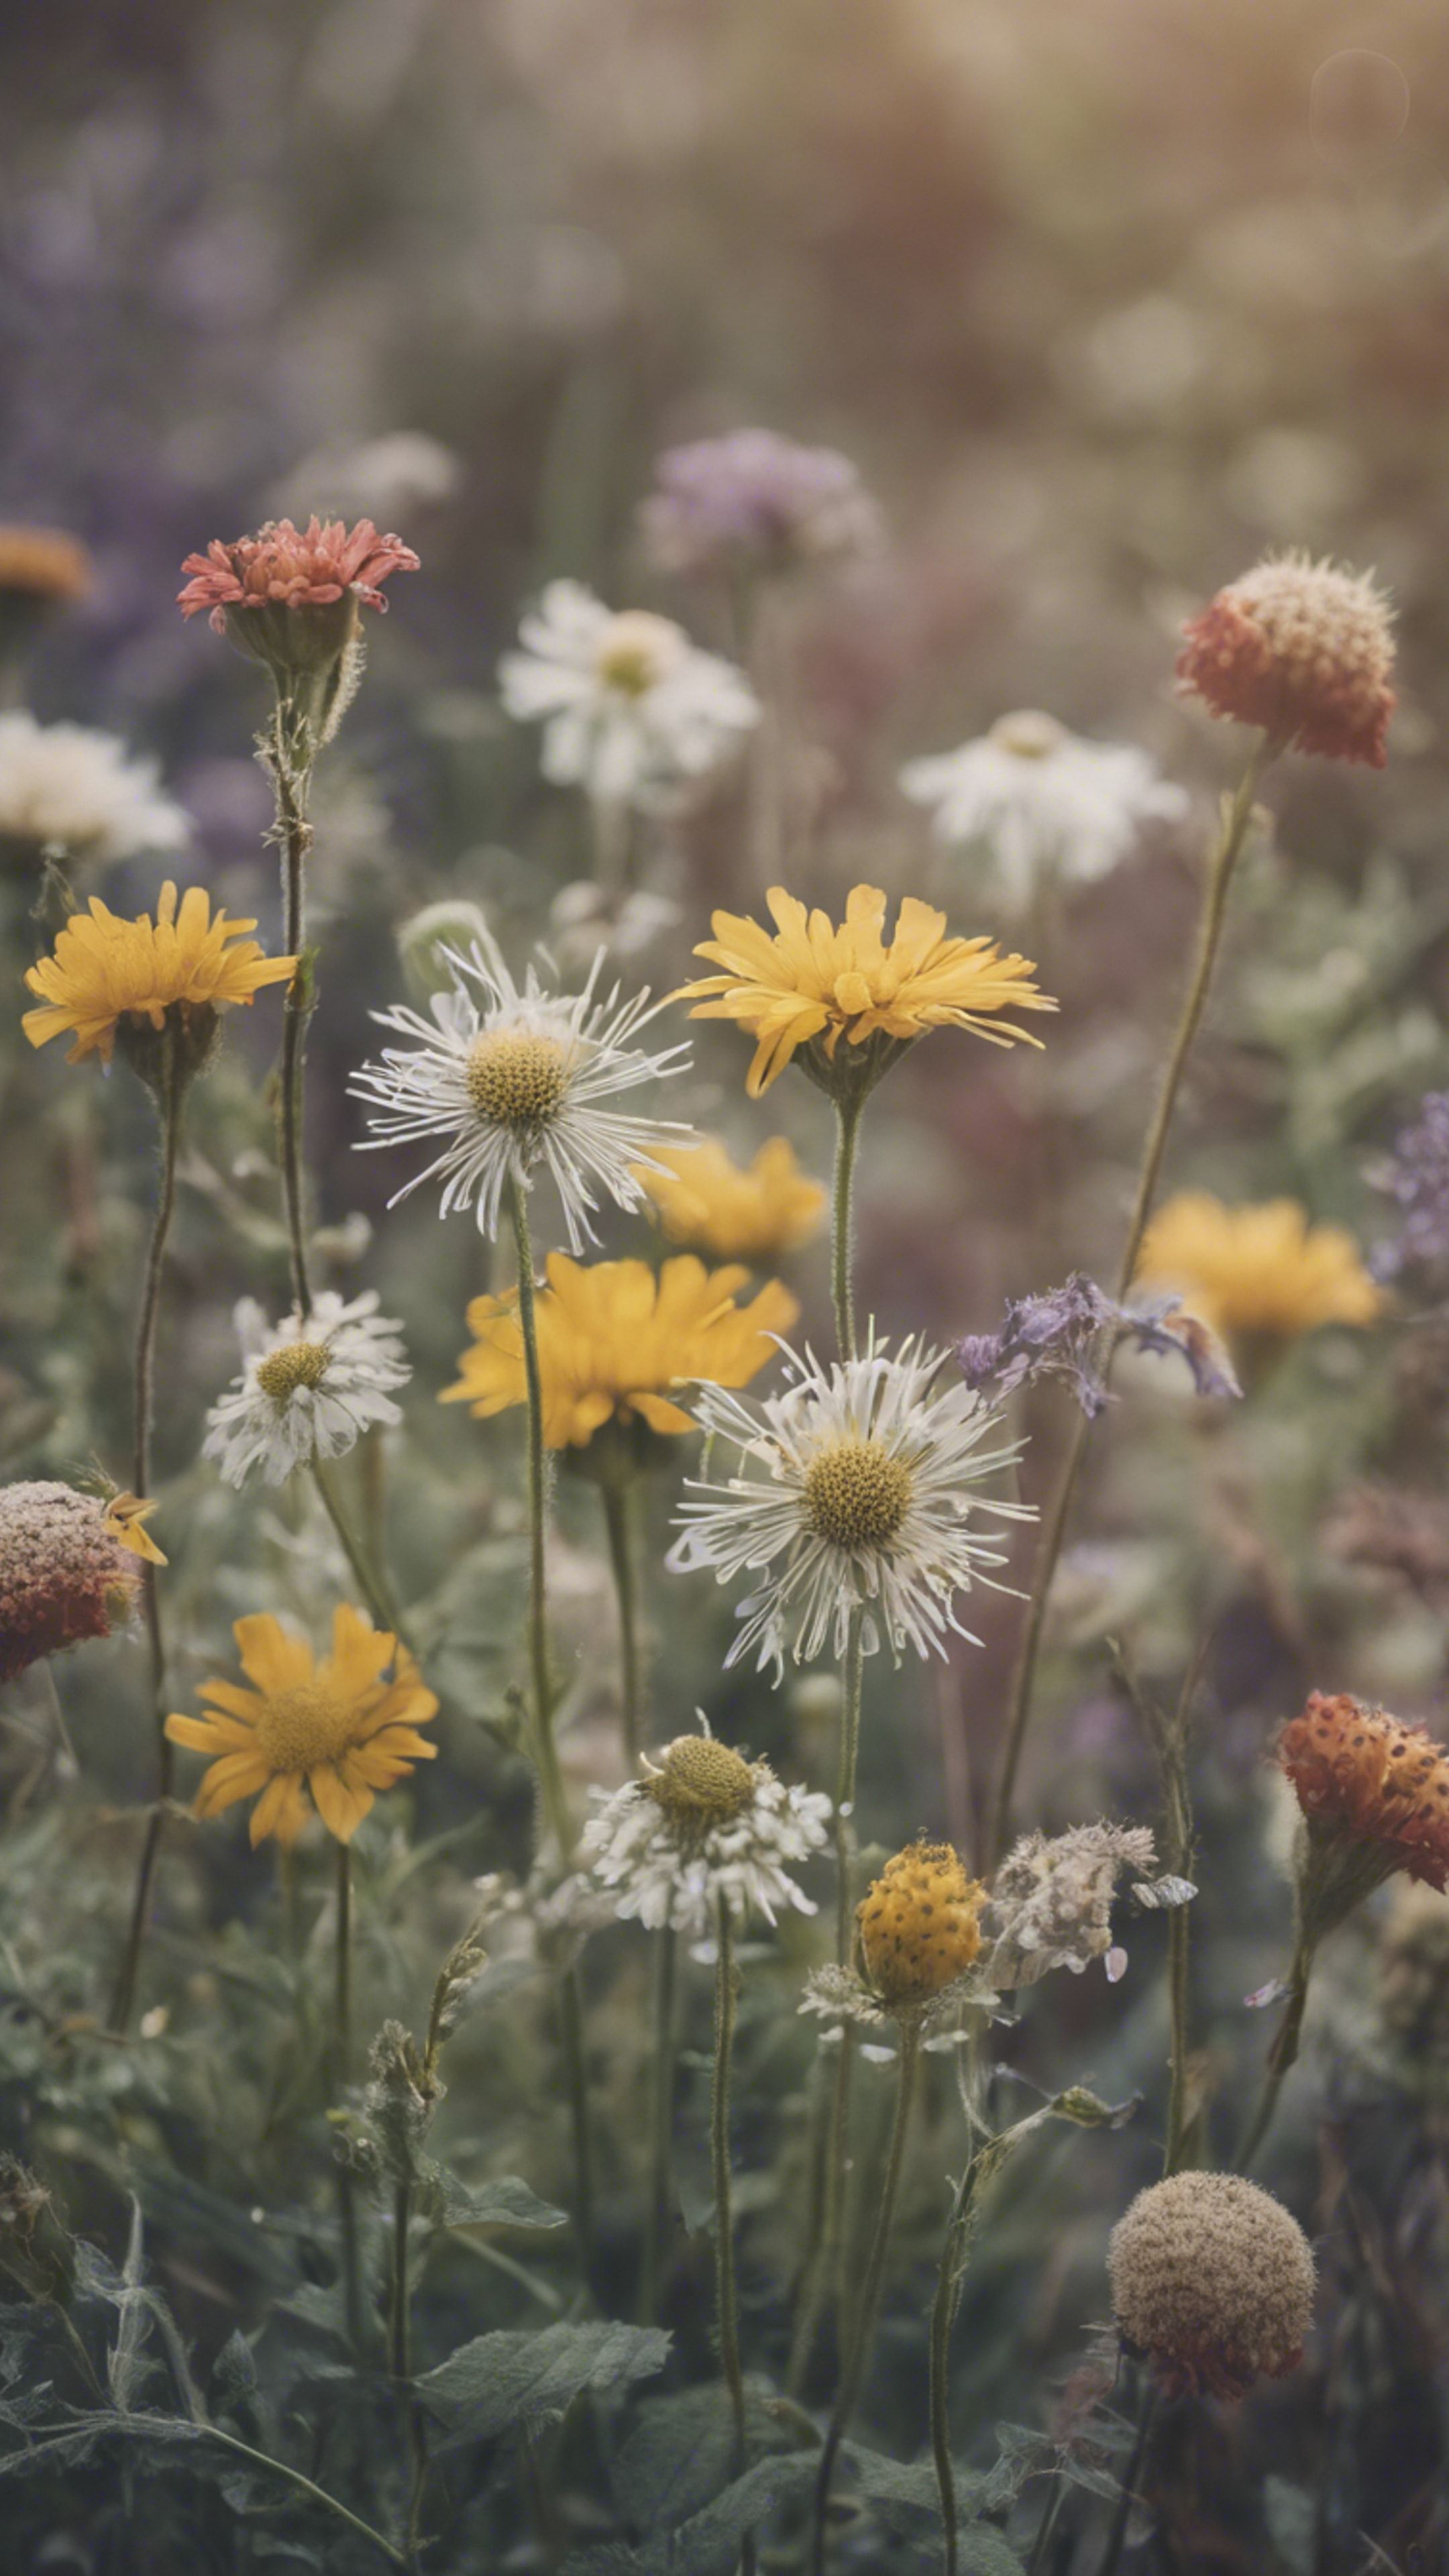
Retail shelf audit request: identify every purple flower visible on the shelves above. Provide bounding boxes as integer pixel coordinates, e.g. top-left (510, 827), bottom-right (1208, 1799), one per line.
top-left (639, 430), bottom-right (883, 580)
top-left (1372, 1091), bottom-right (1449, 1280)
top-left (959, 1273), bottom-right (1240, 1416)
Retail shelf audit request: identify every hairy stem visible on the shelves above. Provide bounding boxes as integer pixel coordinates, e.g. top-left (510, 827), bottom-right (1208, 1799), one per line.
top-left (711, 1898), bottom-right (755, 2576)
top-left (638, 1924), bottom-right (677, 2324)
top-left (602, 1477), bottom-right (643, 1765)
top-left (810, 2025), bottom-right (920, 2576)
top-left (559, 1962), bottom-right (596, 2276)
top-left (390, 2172), bottom-right (428, 2571)
top-left (508, 1177), bottom-right (572, 1859)
top-left (333, 1837), bottom-right (365, 2352)
top-left (788, 1619), bottom-right (865, 2391)
top-left (1235, 1930), bottom-right (1315, 2173)
top-left (830, 1093), bottom-right (863, 1364)
top-left (272, 720), bottom-right (315, 1314)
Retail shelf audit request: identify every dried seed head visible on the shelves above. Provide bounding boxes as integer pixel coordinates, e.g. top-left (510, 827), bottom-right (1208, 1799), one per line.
top-left (857, 1839), bottom-right (985, 2008)
top-left (1177, 552), bottom-right (1395, 767)
top-left (1279, 1690), bottom-right (1449, 1897)
top-left (1110, 2171), bottom-right (1314, 2402)
top-left (0, 1481), bottom-right (142, 1684)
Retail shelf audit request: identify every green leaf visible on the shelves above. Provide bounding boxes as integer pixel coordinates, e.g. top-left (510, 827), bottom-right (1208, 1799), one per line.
top-left (613, 2383), bottom-right (792, 2536)
top-left (442, 2176), bottom-right (569, 2233)
top-left (419, 2320), bottom-right (669, 2447)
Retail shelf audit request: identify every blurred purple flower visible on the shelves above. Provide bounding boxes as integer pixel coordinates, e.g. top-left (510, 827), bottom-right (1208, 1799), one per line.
top-left (1372, 1091), bottom-right (1449, 1280)
top-left (639, 428), bottom-right (883, 580)
top-left (959, 1273), bottom-right (1240, 1416)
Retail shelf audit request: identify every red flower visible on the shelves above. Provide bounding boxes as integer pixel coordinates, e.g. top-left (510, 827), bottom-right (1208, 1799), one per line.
top-left (178, 517), bottom-right (419, 633)
top-left (1279, 1690), bottom-right (1449, 1891)
top-left (1177, 553), bottom-right (1395, 767)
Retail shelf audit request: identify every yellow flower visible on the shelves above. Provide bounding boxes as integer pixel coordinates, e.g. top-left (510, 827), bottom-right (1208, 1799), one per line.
top-left (633, 1136), bottom-right (826, 1261)
top-left (857, 1839), bottom-right (986, 2009)
top-left (1135, 1192), bottom-right (1382, 1344)
top-left (673, 883), bottom-right (1056, 1096)
top-left (22, 881), bottom-right (297, 1065)
top-left (441, 1252), bottom-right (798, 1450)
top-left (164, 1605), bottom-right (438, 1847)
top-left (101, 1493), bottom-right (167, 1566)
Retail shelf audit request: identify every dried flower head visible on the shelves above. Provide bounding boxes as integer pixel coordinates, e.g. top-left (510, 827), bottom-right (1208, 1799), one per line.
top-left (639, 429), bottom-right (882, 579)
top-left (22, 881), bottom-right (296, 1071)
top-left (1177, 551), bottom-right (1395, 766)
top-left (0, 1481), bottom-right (144, 1682)
top-left (1377, 1882), bottom-right (1449, 2074)
top-left (634, 1136), bottom-right (826, 1264)
top-left (857, 1841), bottom-right (985, 2009)
top-left (1110, 2172), bottom-right (1314, 2401)
top-left (580, 1718), bottom-right (830, 1934)
top-left (1278, 1690), bottom-right (1449, 1903)
top-left (987, 1823), bottom-right (1187, 1986)
top-left (1134, 1193), bottom-right (1381, 1347)
top-left (0, 525), bottom-right (91, 605)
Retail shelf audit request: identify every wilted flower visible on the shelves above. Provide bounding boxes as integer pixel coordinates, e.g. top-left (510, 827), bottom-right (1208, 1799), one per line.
top-left (1134, 1193), bottom-right (1382, 1348)
top-left (635, 1136), bottom-right (826, 1263)
top-left (987, 1822), bottom-right (1191, 1986)
top-left (22, 882), bottom-right (296, 1073)
top-left (0, 712), bottom-right (187, 868)
top-left (675, 883), bottom-right (1055, 1099)
top-left (1371, 1090), bottom-right (1449, 1281)
top-left (900, 711), bottom-right (1187, 912)
top-left (1278, 1690), bottom-right (1449, 1913)
top-left (639, 429), bottom-right (882, 579)
top-left (203, 1291), bottom-right (411, 1488)
top-left (498, 580), bottom-right (758, 810)
top-left (1110, 2172), bottom-right (1314, 2401)
top-left (580, 1721), bottom-right (830, 1934)
top-left (1177, 551), bottom-right (1395, 766)
top-left (958, 1273), bottom-right (1240, 1419)
top-left (441, 1252), bottom-right (796, 1453)
top-left (0, 1481), bottom-right (143, 1684)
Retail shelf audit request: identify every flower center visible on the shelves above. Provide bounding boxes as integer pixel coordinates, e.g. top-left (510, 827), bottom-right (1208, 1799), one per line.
top-left (803, 1437), bottom-right (913, 1551)
top-left (253, 1683), bottom-right (358, 1774)
top-left (256, 1340), bottom-right (332, 1403)
top-left (643, 1734), bottom-right (757, 1836)
top-left (465, 1031), bottom-right (570, 1129)
top-left (991, 708), bottom-right (1065, 762)
top-left (594, 610), bottom-right (684, 697)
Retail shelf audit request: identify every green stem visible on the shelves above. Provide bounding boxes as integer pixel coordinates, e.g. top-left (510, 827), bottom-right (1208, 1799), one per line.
top-left (273, 724), bottom-right (315, 1315)
top-left (559, 1962), bottom-right (596, 2275)
top-left (1235, 1931), bottom-right (1315, 2173)
top-left (711, 1898), bottom-right (755, 2576)
top-left (987, 735), bottom-right (1271, 1867)
top-left (787, 1619), bottom-right (865, 2392)
top-left (1091, 2375), bottom-right (1159, 2576)
top-left (602, 1477), bottom-right (643, 1766)
top-left (312, 1456), bottom-right (405, 1640)
top-left (810, 2025), bottom-right (920, 2576)
top-left (638, 1925), bottom-right (677, 2324)
top-left (508, 1177), bottom-right (572, 1860)
top-left (390, 2172), bottom-right (429, 2571)
top-left (1024, 2474), bottom-right (1069, 2575)
top-left (830, 1095), bottom-right (863, 1364)
top-left (333, 1836), bottom-right (365, 2353)
top-left (833, 1621), bottom-right (865, 1962)
top-left (110, 1026), bottom-right (185, 2036)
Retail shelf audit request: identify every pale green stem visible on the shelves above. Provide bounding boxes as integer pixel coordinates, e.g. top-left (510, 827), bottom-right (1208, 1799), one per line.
top-left (638, 1925), bottom-right (677, 2324)
top-left (1235, 1931), bottom-right (1315, 2174)
top-left (272, 718), bottom-right (315, 1314)
top-left (830, 1094), bottom-right (863, 1364)
top-left (602, 1477), bottom-right (643, 1765)
top-left (711, 1898), bottom-right (755, 2576)
top-left (507, 1175), bottom-right (572, 1860)
top-left (810, 2025), bottom-right (920, 2576)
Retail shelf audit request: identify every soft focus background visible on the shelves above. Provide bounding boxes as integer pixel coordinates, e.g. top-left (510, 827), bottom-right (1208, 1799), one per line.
top-left (3, 3), bottom-right (1449, 2569)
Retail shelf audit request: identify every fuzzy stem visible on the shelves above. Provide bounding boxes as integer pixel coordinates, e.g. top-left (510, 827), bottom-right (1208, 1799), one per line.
top-left (311, 1457), bottom-right (406, 1640)
top-left (1163, 1901), bottom-right (1193, 2178)
top-left (987, 735), bottom-right (1271, 1866)
top-left (273, 718), bottom-right (315, 1314)
top-left (787, 1617), bottom-right (865, 2392)
top-left (638, 1924), bottom-right (677, 2324)
top-left (711, 1898), bottom-right (755, 2576)
top-left (390, 2172), bottom-right (428, 2571)
top-left (559, 1962), bottom-right (596, 2275)
top-left (508, 1176), bottom-right (572, 1860)
top-left (335, 1836), bottom-right (354, 2090)
top-left (1235, 1930), bottom-right (1315, 2173)
top-left (830, 1094), bottom-right (863, 1364)
top-left (109, 1026), bottom-right (184, 2036)
top-left (810, 2025), bottom-right (920, 2576)
top-left (602, 1477), bottom-right (643, 1766)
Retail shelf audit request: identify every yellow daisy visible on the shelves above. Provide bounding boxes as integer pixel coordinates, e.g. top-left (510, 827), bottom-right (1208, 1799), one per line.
top-left (101, 1493), bottom-right (167, 1566)
top-left (165, 1604), bottom-right (438, 1847)
top-left (22, 881), bottom-right (297, 1065)
top-left (633, 1136), bottom-right (826, 1262)
top-left (441, 1252), bottom-right (798, 1450)
top-left (1135, 1192), bottom-right (1383, 1344)
top-left (674, 882), bottom-right (1056, 1097)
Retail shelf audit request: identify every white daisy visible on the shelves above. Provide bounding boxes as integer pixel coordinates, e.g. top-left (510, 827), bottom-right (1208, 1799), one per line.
top-left (349, 925), bottom-right (692, 1250)
top-left (900, 710), bottom-right (1187, 913)
top-left (580, 1721), bottom-right (831, 1935)
top-left (667, 1336), bottom-right (1033, 1678)
top-left (0, 711), bottom-right (189, 865)
top-left (498, 580), bottom-right (759, 811)
top-left (203, 1291), bottom-right (411, 1488)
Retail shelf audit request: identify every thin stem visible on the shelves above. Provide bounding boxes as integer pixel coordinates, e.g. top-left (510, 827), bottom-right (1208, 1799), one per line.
top-left (1235, 1931), bottom-right (1314, 2173)
top-left (508, 1177), bottom-right (572, 1860)
top-left (184, 2423), bottom-right (413, 2568)
top-left (928, 2215), bottom-right (959, 2576)
top-left (1163, 1900), bottom-right (1193, 2179)
top-left (1024, 2474), bottom-right (1068, 2575)
top-left (638, 1924), bottom-right (677, 2324)
top-left (558, 1962), bottom-right (596, 2275)
top-left (273, 722), bottom-right (315, 1315)
top-left (1091, 2376), bottom-right (1159, 2576)
top-left (711, 1898), bottom-right (755, 2576)
top-left (987, 735), bottom-right (1271, 1866)
top-left (332, 1838), bottom-right (365, 2353)
top-left (830, 1095), bottom-right (863, 1364)
top-left (110, 1028), bottom-right (184, 2036)
top-left (810, 2025), bottom-right (920, 2576)
top-left (312, 1457), bottom-right (405, 1640)
top-left (390, 2172), bottom-right (428, 2571)
top-left (602, 1477), bottom-right (643, 1766)
top-left (833, 1620), bottom-right (865, 1962)
top-left (788, 1618), bottom-right (865, 2392)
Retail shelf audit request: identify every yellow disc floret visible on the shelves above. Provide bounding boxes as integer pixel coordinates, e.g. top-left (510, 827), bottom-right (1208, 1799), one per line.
top-left (857, 1839), bottom-right (985, 2008)
top-left (256, 1340), bottom-right (332, 1403)
top-left (594, 610), bottom-right (684, 696)
top-left (804, 1438), bottom-right (913, 1552)
top-left (465, 1030), bottom-right (571, 1129)
top-left (641, 1733), bottom-right (758, 1844)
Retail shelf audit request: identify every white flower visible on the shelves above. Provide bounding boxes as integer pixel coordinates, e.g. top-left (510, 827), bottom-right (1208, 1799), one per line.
top-left (350, 924), bottom-right (692, 1250)
top-left (900, 711), bottom-right (1187, 912)
top-left (986, 1823), bottom-right (1193, 1986)
top-left (0, 711), bottom-right (189, 863)
top-left (203, 1291), bottom-right (411, 1488)
top-left (580, 1723), bottom-right (831, 1935)
top-left (498, 580), bottom-right (759, 811)
top-left (668, 1336), bottom-right (1033, 1679)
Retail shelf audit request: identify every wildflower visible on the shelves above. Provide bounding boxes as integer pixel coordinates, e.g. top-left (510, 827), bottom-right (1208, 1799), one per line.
top-left (857, 1841), bottom-right (986, 2009)
top-left (1371, 1091), bottom-right (1449, 1280)
top-left (350, 926), bottom-right (691, 1250)
top-left (901, 711), bottom-right (1187, 911)
top-left (668, 1335), bottom-right (1031, 1677)
top-left (0, 712), bottom-right (187, 869)
top-left (958, 1273), bottom-right (1240, 1419)
top-left (635, 1136), bottom-right (826, 1263)
top-left (274, 432), bottom-right (460, 525)
top-left (203, 1291), bottom-right (411, 1489)
top-left (987, 1823), bottom-right (1191, 1987)
top-left (639, 429), bottom-right (882, 580)
top-left (498, 580), bottom-right (759, 810)
top-left (164, 1604), bottom-right (437, 1847)
top-left (1134, 1193), bottom-right (1381, 1348)
top-left (1278, 1690), bottom-right (1449, 1901)
top-left (179, 515), bottom-right (418, 737)
top-left (675, 883), bottom-right (1055, 1100)
top-left (0, 525), bottom-right (91, 606)
top-left (1109, 2172), bottom-right (1314, 2401)
top-left (101, 1493), bottom-right (167, 1566)
top-left (580, 1719), bottom-right (830, 1934)
top-left (22, 881), bottom-right (296, 1071)
top-left (1177, 551), bottom-right (1395, 766)
top-left (548, 881), bottom-right (684, 979)
top-left (441, 1253), bottom-right (796, 1453)
top-left (0, 1481), bottom-right (143, 1684)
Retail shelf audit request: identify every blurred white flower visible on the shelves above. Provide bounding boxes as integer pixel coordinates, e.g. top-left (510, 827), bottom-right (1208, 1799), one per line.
top-left (580, 1721), bottom-right (830, 1934)
top-left (498, 580), bottom-right (758, 810)
top-left (639, 428), bottom-right (883, 578)
top-left (273, 431), bottom-right (462, 526)
top-left (203, 1291), bottom-right (411, 1488)
top-left (0, 712), bottom-right (189, 864)
top-left (900, 711), bottom-right (1187, 913)
top-left (987, 1822), bottom-right (1193, 1986)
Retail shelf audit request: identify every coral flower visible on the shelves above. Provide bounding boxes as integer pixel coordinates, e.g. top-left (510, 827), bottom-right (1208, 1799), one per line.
top-left (633, 1136), bottom-right (826, 1262)
top-left (1177, 551), bottom-right (1395, 767)
top-left (22, 883), bottom-right (297, 1067)
top-left (441, 1252), bottom-right (798, 1451)
top-left (1279, 1690), bottom-right (1449, 1894)
top-left (0, 526), bottom-right (91, 605)
top-left (675, 883), bottom-right (1056, 1097)
top-left (1134, 1193), bottom-right (1381, 1346)
top-left (165, 1605), bottom-right (437, 1847)
top-left (178, 516), bottom-right (419, 631)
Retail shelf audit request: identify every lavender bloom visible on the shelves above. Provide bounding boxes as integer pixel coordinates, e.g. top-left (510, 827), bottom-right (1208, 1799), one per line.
top-left (639, 429), bottom-right (883, 580)
top-left (1372, 1091), bottom-right (1449, 1280)
top-left (959, 1273), bottom-right (1240, 1417)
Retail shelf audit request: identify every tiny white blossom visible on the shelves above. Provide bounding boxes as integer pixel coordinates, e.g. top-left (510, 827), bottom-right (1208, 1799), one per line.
top-left (0, 711), bottom-right (189, 865)
top-left (900, 710), bottom-right (1187, 913)
top-left (203, 1291), bottom-right (411, 1488)
top-left (580, 1723), bottom-right (831, 1936)
top-left (498, 580), bottom-right (759, 811)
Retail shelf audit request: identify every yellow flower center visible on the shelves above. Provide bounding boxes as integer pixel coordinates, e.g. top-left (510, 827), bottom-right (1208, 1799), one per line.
top-left (643, 1734), bottom-right (757, 1839)
top-left (991, 708), bottom-right (1065, 761)
top-left (857, 1840), bottom-right (984, 2008)
top-left (465, 1031), bottom-right (571, 1129)
top-left (256, 1340), bottom-right (332, 1403)
top-left (253, 1683), bottom-right (358, 1774)
top-left (803, 1438), bottom-right (913, 1551)
top-left (594, 610), bottom-right (683, 697)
